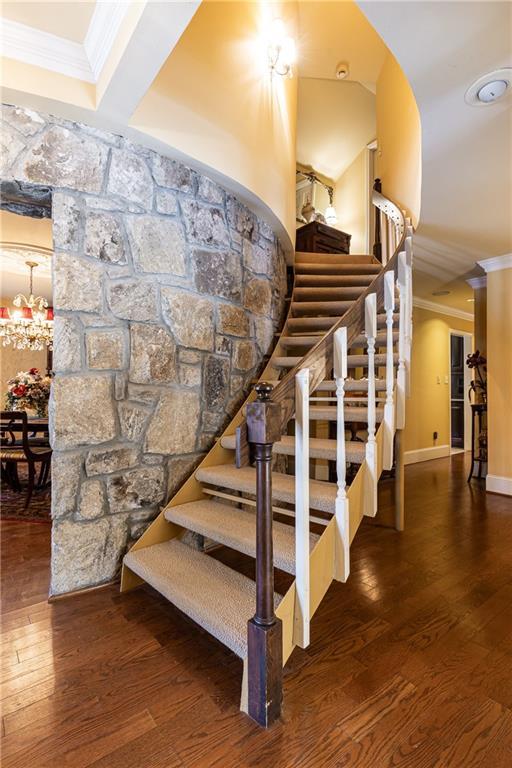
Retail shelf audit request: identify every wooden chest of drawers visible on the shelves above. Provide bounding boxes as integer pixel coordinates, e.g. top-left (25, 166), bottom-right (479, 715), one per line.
top-left (295, 221), bottom-right (351, 254)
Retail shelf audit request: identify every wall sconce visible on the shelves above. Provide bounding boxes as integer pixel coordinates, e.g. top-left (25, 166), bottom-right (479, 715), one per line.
top-left (268, 18), bottom-right (296, 78)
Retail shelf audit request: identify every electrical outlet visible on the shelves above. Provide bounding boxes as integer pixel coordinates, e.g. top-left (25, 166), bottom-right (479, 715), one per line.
top-left (433, 431), bottom-right (438, 440)
top-left (436, 375), bottom-right (441, 384)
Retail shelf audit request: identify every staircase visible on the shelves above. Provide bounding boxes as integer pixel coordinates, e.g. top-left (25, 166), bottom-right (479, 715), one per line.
top-left (121, 187), bottom-right (413, 725)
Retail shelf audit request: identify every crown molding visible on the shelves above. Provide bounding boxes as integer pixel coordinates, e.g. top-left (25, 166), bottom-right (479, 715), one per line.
top-left (477, 254), bottom-right (512, 273)
top-left (0, 5), bottom-right (130, 85)
top-left (466, 276), bottom-right (487, 289)
top-left (413, 296), bottom-right (474, 322)
top-left (84, 3), bottom-right (130, 82)
top-left (0, 18), bottom-right (94, 82)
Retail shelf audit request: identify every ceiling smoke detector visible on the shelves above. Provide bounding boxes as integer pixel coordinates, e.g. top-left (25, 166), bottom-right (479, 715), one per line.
top-left (465, 68), bottom-right (512, 106)
top-left (335, 62), bottom-right (349, 80)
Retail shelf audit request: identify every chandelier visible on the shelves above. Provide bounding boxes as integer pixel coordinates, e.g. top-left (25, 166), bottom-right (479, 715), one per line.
top-left (0, 261), bottom-right (54, 351)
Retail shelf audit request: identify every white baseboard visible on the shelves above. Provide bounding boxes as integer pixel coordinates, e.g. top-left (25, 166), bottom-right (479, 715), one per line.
top-left (404, 444), bottom-right (451, 465)
top-left (486, 474), bottom-right (512, 496)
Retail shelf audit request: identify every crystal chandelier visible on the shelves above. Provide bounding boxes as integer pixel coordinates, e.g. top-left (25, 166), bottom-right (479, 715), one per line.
top-left (0, 261), bottom-right (54, 351)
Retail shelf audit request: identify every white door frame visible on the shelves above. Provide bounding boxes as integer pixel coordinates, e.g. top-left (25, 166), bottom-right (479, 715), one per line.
top-left (449, 330), bottom-right (473, 452)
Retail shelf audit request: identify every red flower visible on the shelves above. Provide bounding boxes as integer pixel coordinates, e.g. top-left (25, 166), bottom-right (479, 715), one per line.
top-left (29, 368), bottom-right (39, 375)
top-left (12, 385), bottom-right (27, 397)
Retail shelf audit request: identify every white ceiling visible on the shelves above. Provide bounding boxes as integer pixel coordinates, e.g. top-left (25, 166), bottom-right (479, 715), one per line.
top-left (359, 0), bottom-right (512, 288)
top-left (297, 78), bottom-right (376, 180)
top-left (0, 212), bottom-right (53, 303)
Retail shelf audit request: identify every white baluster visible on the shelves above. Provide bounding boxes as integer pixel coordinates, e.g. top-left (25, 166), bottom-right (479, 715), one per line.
top-left (383, 270), bottom-right (395, 470)
top-left (333, 328), bottom-right (350, 582)
top-left (396, 252), bottom-right (407, 429)
top-left (364, 293), bottom-right (378, 517)
top-left (294, 368), bottom-right (310, 648)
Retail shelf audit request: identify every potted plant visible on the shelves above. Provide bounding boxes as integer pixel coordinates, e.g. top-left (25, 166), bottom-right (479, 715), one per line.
top-left (5, 368), bottom-right (52, 417)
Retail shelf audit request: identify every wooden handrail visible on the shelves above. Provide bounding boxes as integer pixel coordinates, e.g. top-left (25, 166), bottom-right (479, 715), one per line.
top-left (269, 188), bottom-right (407, 433)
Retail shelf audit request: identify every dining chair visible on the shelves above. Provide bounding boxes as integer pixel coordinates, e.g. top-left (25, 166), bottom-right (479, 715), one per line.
top-left (1, 411), bottom-right (52, 509)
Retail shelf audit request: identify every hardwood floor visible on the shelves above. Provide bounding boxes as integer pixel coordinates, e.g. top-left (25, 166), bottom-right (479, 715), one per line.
top-left (1, 453), bottom-right (512, 767)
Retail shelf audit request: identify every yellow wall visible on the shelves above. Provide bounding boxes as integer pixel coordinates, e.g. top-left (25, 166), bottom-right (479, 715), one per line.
top-left (486, 268), bottom-right (512, 486)
top-left (131, 1), bottom-right (298, 244)
top-left (404, 306), bottom-right (473, 454)
top-left (334, 150), bottom-right (367, 254)
top-left (376, 52), bottom-right (421, 227)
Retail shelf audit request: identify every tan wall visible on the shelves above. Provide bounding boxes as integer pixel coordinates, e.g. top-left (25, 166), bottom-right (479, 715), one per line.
top-left (376, 52), bottom-right (421, 227)
top-left (404, 306), bottom-right (473, 454)
top-left (486, 268), bottom-right (512, 485)
top-left (473, 286), bottom-right (487, 358)
top-left (334, 150), bottom-right (367, 254)
top-left (131, 1), bottom-right (298, 243)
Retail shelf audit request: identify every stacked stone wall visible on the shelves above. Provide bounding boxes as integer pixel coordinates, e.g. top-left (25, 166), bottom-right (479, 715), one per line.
top-left (1, 105), bottom-right (287, 594)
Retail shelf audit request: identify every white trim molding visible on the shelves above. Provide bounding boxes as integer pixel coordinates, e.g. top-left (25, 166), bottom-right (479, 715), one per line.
top-left (413, 296), bottom-right (474, 322)
top-left (486, 474), bottom-right (512, 496)
top-left (0, 18), bottom-right (94, 82)
top-left (404, 445), bottom-right (451, 465)
top-left (477, 254), bottom-right (512, 273)
top-left (0, 4), bottom-right (130, 85)
top-left (466, 276), bottom-right (487, 289)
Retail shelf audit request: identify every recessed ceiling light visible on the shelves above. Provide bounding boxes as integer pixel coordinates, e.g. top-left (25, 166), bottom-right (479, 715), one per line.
top-left (335, 62), bottom-right (349, 80)
top-left (432, 290), bottom-right (450, 296)
top-left (465, 68), bottom-right (512, 106)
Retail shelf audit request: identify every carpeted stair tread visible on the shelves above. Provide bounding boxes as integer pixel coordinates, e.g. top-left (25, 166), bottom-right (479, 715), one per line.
top-left (294, 286), bottom-right (367, 301)
top-left (315, 378), bottom-right (388, 391)
top-left (291, 300), bottom-right (354, 316)
top-left (295, 252), bottom-right (375, 264)
top-left (124, 538), bottom-right (280, 658)
top-left (280, 331), bottom-right (398, 349)
top-left (165, 500), bottom-right (319, 575)
top-left (295, 263), bottom-right (382, 275)
top-left (272, 353), bottom-right (398, 369)
top-left (221, 434), bottom-right (366, 463)
top-left (295, 274), bottom-right (376, 287)
top-left (308, 405), bottom-right (384, 422)
top-left (286, 313), bottom-right (400, 332)
top-left (196, 464), bottom-right (338, 514)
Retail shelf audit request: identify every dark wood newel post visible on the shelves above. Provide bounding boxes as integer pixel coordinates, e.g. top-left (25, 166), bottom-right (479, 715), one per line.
top-left (246, 382), bottom-right (283, 727)
top-left (373, 178), bottom-right (382, 263)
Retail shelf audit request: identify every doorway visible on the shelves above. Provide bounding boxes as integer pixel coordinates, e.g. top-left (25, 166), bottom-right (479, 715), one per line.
top-left (449, 331), bottom-right (472, 452)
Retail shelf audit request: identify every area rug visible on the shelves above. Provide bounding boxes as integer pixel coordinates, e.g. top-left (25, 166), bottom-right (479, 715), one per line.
top-left (1, 465), bottom-right (51, 522)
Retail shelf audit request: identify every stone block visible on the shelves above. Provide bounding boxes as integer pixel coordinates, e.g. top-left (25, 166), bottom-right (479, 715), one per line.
top-left (107, 280), bottom-right (159, 322)
top-left (86, 328), bottom-right (126, 370)
top-left (114, 372), bottom-right (127, 400)
top-left (52, 316), bottom-right (82, 372)
top-left (118, 402), bottom-right (151, 441)
top-left (244, 278), bottom-right (272, 316)
top-left (85, 212), bottom-right (127, 264)
top-left (230, 375), bottom-right (245, 396)
top-left (155, 188), bottom-right (178, 215)
top-left (179, 349), bottom-right (202, 365)
top-left (167, 453), bottom-right (205, 496)
top-left (85, 446), bottom-right (139, 476)
top-left (52, 375), bottom-right (117, 449)
top-left (161, 287), bottom-right (214, 351)
top-left (54, 253), bottom-right (103, 313)
top-left (145, 389), bottom-right (200, 455)
top-left (127, 385), bottom-right (160, 406)
top-left (0, 122), bottom-right (26, 174)
top-left (233, 340), bottom-right (257, 371)
top-left (181, 199), bottom-right (229, 247)
top-left (51, 516), bottom-right (128, 594)
top-left (197, 176), bottom-right (225, 205)
top-left (107, 148), bottom-right (153, 209)
top-left (201, 410), bottom-right (226, 433)
top-left (126, 214), bottom-right (186, 276)
top-left (253, 315), bottom-right (275, 355)
top-left (152, 155), bottom-right (197, 193)
top-left (1, 105), bottom-right (46, 136)
top-left (243, 239), bottom-right (271, 275)
top-left (215, 336), bottom-right (231, 356)
top-left (107, 466), bottom-right (165, 514)
top-left (204, 355), bottom-right (229, 409)
top-left (51, 451), bottom-right (82, 518)
top-left (226, 196), bottom-right (257, 239)
top-left (52, 193), bottom-right (81, 251)
top-left (23, 125), bottom-right (108, 193)
top-left (179, 364), bottom-right (202, 388)
top-left (217, 304), bottom-right (249, 337)
top-left (129, 323), bottom-right (177, 383)
top-left (193, 250), bottom-right (242, 301)
top-left (77, 480), bottom-right (105, 519)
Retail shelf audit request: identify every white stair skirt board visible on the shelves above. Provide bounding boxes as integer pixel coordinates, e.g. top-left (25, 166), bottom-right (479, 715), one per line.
top-left (486, 475), bottom-right (512, 496)
top-left (404, 445), bottom-right (451, 465)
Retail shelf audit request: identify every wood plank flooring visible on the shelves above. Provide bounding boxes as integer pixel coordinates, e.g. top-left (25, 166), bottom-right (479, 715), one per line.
top-left (1, 453), bottom-right (512, 767)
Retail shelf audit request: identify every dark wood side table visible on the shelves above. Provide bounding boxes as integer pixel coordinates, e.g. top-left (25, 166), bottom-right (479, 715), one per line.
top-left (468, 403), bottom-right (487, 482)
top-left (296, 221), bottom-right (351, 254)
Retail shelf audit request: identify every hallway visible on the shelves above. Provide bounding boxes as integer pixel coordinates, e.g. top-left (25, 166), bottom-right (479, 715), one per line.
top-left (1, 453), bottom-right (511, 767)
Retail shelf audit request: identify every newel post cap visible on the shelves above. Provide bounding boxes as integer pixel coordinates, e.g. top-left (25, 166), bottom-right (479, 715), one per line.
top-left (246, 382), bottom-right (282, 444)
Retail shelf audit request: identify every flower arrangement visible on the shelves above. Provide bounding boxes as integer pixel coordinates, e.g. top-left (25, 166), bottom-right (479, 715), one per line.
top-left (466, 350), bottom-right (487, 403)
top-left (5, 368), bottom-right (52, 417)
